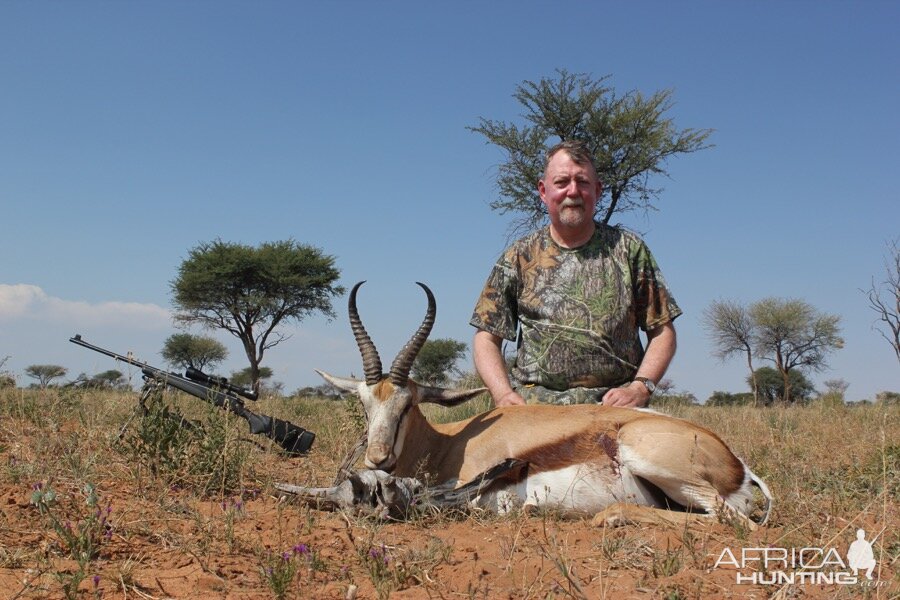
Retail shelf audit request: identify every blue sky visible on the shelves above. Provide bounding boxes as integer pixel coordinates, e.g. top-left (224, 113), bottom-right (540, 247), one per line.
top-left (1, 1), bottom-right (897, 401)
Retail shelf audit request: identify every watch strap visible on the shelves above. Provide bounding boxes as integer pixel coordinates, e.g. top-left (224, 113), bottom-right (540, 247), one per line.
top-left (634, 376), bottom-right (656, 395)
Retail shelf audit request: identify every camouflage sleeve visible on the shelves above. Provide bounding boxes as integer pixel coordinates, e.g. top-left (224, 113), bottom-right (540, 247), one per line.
top-left (469, 249), bottom-right (519, 341)
top-left (631, 239), bottom-right (682, 331)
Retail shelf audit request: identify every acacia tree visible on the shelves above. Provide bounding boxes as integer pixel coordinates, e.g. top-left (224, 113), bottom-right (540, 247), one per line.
top-left (161, 333), bottom-right (228, 372)
top-left (864, 238), bottom-right (900, 364)
top-left (749, 298), bottom-right (843, 404)
top-left (704, 297), bottom-right (843, 404)
top-left (24, 364), bottom-right (67, 388)
top-left (750, 367), bottom-right (815, 405)
top-left (87, 369), bottom-right (127, 390)
top-left (470, 69), bottom-right (713, 233)
top-left (702, 300), bottom-right (759, 404)
top-left (230, 366), bottom-right (273, 388)
top-left (411, 338), bottom-right (468, 385)
top-left (171, 239), bottom-right (343, 392)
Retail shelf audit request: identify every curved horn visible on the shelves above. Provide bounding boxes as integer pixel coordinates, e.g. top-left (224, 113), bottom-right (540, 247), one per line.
top-left (348, 281), bottom-right (383, 385)
top-left (389, 282), bottom-right (436, 386)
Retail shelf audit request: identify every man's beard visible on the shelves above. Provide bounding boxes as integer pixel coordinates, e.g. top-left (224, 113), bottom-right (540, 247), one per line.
top-left (558, 198), bottom-right (588, 227)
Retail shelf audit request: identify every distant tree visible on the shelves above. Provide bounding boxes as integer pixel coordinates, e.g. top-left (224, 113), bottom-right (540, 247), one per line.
top-left (654, 378), bottom-right (675, 396)
top-left (823, 379), bottom-right (850, 397)
top-left (230, 366), bottom-right (273, 389)
top-left (876, 391), bottom-right (900, 405)
top-left (703, 300), bottom-right (759, 404)
top-left (751, 367), bottom-right (815, 405)
top-left (24, 364), bottom-right (67, 388)
top-left (469, 69), bottom-right (713, 233)
top-left (750, 298), bottom-right (843, 404)
top-left (863, 237), bottom-right (900, 365)
top-left (293, 383), bottom-right (344, 400)
top-left (706, 391), bottom-right (755, 407)
top-left (817, 378), bottom-right (850, 408)
top-left (65, 370), bottom-right (127, 390)
top-left (411, 338), bottom-right (468, 385)
top-left (704, 297), bottom-right (842, 404)
top-left (161, 333), bottom-right (228, 372)
top-left (89, 369), bottom-right (127, 390)
top-left (0, 355), bottom-right (13, 388)
top-left (171, 239), bottom-right (344, 392)
top-left (650, 379), bottom-right (697, 407)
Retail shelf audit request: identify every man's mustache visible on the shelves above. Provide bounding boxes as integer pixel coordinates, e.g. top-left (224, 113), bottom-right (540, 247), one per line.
top-left (560, 198), bottom-right (584, 208)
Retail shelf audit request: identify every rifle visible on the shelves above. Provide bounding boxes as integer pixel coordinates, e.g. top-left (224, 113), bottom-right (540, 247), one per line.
top-left (69, 334), bottom-right (315, 455)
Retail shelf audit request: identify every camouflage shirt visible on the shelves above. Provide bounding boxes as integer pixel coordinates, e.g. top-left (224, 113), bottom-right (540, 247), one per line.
top-left (470, 223), bottom-right (681, 391)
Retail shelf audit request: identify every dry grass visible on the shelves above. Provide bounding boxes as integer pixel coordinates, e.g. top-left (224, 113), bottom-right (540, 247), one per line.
top-left (0, 386), bottom-right (897, 599)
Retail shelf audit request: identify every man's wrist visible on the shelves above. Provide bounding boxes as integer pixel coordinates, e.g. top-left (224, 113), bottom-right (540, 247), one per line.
top-left (496, 389), bottom-right (518, 402)
top-left (632, 377), bottom-right (656, 397)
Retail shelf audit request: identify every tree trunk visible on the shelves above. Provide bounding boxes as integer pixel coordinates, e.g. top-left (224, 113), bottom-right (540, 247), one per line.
top-left (775, 347), bottom-right (791, 404)
top-left (745, 349), bottom-right (759, 405)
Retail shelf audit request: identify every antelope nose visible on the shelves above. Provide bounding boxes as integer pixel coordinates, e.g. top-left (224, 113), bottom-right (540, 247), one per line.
top-left (365, 443), bottom-right (394, 470)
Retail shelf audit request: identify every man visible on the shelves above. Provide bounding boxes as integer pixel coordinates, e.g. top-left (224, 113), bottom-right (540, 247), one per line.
top-left (470, 140), bottom-right (680, 408)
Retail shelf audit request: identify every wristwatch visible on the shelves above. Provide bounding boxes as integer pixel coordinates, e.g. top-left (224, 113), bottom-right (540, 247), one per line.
top-left (634, 376), bottom-right (656, 395)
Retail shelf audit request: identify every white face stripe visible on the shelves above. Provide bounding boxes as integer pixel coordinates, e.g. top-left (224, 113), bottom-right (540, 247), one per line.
top-left (359, 381), bottom-right (415, 470)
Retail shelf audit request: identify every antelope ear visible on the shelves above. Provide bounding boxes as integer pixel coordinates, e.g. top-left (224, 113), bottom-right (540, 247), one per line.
top-left (315, 370), bottom-right (365, 393)
top-left (418, 386), bottom-right (488, 407)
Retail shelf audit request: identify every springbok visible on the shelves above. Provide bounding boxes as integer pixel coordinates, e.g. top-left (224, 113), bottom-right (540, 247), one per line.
top-left (316, 282), bottom-right (773, 528)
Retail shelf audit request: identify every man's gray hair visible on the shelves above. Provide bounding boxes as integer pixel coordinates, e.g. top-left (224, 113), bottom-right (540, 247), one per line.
top-left (543, 140), bottom-right (598, 178)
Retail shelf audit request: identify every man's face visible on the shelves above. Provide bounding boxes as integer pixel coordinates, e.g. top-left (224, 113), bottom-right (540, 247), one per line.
top-left (538, 151), bottom-right (601, 231)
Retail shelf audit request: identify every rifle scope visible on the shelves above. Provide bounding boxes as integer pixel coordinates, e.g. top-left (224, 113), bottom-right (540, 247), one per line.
top-left (185, 367), bottom-right (259, 401)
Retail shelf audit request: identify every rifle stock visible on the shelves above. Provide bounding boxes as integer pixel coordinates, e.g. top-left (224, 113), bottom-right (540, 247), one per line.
top-left (70, 335), bottom-right (314, 455)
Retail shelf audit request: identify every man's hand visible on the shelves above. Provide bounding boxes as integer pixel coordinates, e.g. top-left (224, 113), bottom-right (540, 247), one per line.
top-left (474, 330), bottom-right (528, 408)
top-left (602, 381), bottom-right (650, 408)
top-left (495, 390), bottom-right (526, 407)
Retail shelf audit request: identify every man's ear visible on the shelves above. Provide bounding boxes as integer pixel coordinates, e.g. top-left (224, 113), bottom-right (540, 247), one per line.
top-left (537, 178), bottom-right (547, 204)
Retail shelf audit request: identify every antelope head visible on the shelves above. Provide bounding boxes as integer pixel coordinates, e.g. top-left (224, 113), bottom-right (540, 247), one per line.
top-left (316, 281), bottom-right (486, 472)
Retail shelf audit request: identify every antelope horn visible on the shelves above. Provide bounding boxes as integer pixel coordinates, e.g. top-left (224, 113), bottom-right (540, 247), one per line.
top-left (389, 282), bottom-right (435, 386)
top-left (348, 281), bottom-right (383, 385)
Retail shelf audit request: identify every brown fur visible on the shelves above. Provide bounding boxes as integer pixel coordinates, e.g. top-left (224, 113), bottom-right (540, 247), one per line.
top-left (616, 417), bottom-right (745, 496)
top-left (395, 404), bottom-right (746, 497)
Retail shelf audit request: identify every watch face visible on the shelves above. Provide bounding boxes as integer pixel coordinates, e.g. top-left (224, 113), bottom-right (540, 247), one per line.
top-left (638, 378), bottom-right (655, 393)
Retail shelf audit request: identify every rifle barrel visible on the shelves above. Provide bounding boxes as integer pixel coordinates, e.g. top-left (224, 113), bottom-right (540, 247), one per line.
top-left (70, 334), bottom-right (152, 371)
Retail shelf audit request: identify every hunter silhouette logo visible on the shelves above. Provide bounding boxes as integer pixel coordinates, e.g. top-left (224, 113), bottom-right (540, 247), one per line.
top-left (847, 528), bottom-right (883, 581)
top-left (713, 525), bottom-right (886, 586)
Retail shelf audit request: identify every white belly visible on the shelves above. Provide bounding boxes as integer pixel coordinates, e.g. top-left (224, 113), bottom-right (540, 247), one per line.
top-left (475, 463), bottom-right (662, 515)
